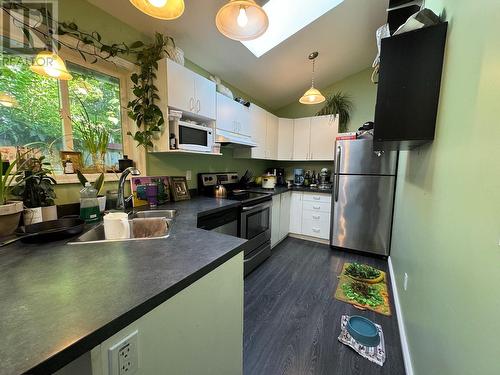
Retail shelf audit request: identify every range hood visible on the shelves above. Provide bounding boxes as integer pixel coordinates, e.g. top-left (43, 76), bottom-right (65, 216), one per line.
top-left (216, 129), bottom-right (257, 147)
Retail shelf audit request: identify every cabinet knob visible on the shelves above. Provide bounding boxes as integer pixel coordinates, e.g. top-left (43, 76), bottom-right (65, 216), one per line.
top-left (313, 205), bottom-right (320, 210)
top-left (313, 215), bottom-right (320, 220)
top-left (313, 228), bottom-right (320, 233)
top-left (313, 196), bottom-right (320, 200)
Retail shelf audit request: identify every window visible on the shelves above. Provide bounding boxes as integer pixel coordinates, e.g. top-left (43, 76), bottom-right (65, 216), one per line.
top-left (242, 0), bottom-right (344, 57)
top-left (0, 39), bottom-right (127, 175)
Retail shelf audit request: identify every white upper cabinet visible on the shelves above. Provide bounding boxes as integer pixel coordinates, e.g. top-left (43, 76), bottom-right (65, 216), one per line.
top-left (216, 93), bottom-right (250, 137)
top-left (293, 118), bottom-right (311, 160)
top-left (248, 104), bottom-right (267, 159)
top-left (166, 59), bottom-right (216, 120)
top-left (265, 113), bottom-right (279, 160)
top-left (277, 118), bottom-right (294, 160)
top-left (309, 115), bottom-right (338, 160)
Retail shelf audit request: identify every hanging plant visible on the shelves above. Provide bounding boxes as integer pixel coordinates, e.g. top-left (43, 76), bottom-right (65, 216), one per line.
top-left (316, 91), bottom-right (353, 133)
top-left (126, 33), bottom-right (175, 149)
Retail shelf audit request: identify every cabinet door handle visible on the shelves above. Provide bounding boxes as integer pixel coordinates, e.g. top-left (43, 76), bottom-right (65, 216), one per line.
top-left (196, 99), bottom-right (201, 113)
top-left (313, 228), bottom-right (320, 233)
top-left (313, 205), bottom-right (320, 210)
top-left (313, 215), bottom-right (320, 220)
top-left (189, 97), bottom-right (194, 111)
top-left (313, 196), bottom-right (320, 200)
top-left (310, 152), bottom-right (313, 160)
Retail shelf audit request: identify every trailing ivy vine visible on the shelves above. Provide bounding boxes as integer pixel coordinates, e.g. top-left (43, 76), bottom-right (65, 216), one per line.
top-left (1, 3), bottom-right (175, 149)
top-left (127, 33), bottom-right (174, 149)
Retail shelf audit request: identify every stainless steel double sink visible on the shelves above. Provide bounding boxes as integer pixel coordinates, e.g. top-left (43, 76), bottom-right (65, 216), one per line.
top-left (69, 209), bottom-right (177, 245)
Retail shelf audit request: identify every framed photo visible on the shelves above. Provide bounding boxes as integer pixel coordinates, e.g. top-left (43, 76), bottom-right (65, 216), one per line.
top-left (169, 176), bottom-right (191, 202)
top-left (130, 176), bottom-right (170, 207)
top-left (60, 151), bottom-right (83, 172)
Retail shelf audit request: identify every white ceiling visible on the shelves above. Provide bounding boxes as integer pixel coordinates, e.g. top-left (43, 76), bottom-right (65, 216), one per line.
top-left (88, 0), bottom-right (388, 110)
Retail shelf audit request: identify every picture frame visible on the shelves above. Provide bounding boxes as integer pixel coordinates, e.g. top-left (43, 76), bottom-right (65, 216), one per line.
top-left (130, 176), bottom-right (170, 207)
top-left (169, 176), bottom-right (191, 202)
top-left (59, 151), bottom-right (83, 173)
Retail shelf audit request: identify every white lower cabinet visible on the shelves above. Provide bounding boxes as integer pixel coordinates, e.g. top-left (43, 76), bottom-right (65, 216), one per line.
top-left (271, 195), bottom-right (281, 248)
top-left (289, 191), bottom-right (303, 234)
top-left (288, 191), bottom-right (331, 241)
top-left (270, 191), bottom-right (292, 248)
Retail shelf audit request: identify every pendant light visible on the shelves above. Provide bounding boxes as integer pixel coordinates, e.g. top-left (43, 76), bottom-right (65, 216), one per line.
top-left (216, 0), bottom-right (269, 41)
top-left (0, 92), bottom-right (18, 108)
top-left (299, 52), bottom-right (325, 105)
top-left (30, 50), bottom-right (72, 81)
top-left (129, 0), bottom-right (185, 20)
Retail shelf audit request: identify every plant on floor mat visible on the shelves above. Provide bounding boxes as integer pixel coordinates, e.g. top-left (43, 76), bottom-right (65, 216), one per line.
top-left (345, 263), bottom-right (381, 280)
top-left (342, 281), bottom-right (384, 307)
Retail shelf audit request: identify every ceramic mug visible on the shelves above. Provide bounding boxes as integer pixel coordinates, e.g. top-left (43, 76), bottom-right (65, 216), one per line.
top-left (103, 212), bottom-right (130, 240)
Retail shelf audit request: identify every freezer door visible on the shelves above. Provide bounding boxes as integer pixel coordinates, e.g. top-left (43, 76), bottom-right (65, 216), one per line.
top-left (335, 138), bottom-right (397, 175)
top-left (331, 175), bottom-right (395, 255)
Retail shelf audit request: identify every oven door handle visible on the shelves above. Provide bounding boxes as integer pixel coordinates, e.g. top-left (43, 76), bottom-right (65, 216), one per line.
top-left (242, 204), bottom-right (261, 211)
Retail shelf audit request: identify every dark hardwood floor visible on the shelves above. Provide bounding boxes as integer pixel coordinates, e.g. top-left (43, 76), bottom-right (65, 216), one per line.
top-left (244, 237), bottom-right (406, 375)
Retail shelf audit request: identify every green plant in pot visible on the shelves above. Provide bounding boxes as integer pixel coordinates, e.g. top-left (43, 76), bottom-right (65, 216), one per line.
top-left (316, 91), bottom-right (353, 133)
top-left (70, 95), bottom-right (113, 173)
top-left (0, 154), bottom-right (28, 237)
top-left (77, 170), bottom-right (106, 213)
top-left (11, 156), bottom-right (57, 225)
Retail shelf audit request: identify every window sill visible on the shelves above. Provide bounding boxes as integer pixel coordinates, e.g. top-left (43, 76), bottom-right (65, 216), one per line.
top-left (53, 173), bottom-right (124, 185)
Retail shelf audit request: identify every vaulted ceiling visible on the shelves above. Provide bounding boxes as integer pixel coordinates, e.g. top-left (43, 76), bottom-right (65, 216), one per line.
top-left (88, 0), bottom-right (388, 110)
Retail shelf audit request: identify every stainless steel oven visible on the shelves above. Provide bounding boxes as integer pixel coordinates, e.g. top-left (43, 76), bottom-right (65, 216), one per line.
top-left (240, 200), bottom-right (272, 276)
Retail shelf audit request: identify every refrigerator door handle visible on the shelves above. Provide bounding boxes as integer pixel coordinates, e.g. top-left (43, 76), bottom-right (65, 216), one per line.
top-left (335, 145), bottom-right (341, 202)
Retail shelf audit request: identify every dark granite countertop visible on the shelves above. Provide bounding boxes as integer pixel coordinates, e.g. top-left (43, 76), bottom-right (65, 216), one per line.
top-left (246, 186), bottom-right (332, 195)
top-left (0, 197), bottom-right (246, 375)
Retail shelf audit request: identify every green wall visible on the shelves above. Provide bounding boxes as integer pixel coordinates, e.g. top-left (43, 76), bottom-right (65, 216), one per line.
top-left (275, 68), bottom-right (377, 131)
top-left (390, 1), bottom-right (500, 375)
top-left (148, 148), bottom-right (273, 190)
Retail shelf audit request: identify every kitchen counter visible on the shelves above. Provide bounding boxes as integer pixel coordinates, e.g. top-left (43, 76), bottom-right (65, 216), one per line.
top-left (247, 185), bottom-right (333, 195)
top-left (0, 197), bottom-right (247, 375)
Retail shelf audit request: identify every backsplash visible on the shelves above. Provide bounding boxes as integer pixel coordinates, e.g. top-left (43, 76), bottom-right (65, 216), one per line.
top-left (147, 148), bottom-right (274, 189)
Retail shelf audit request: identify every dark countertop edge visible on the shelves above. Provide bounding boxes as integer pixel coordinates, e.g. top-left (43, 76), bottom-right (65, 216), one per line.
top-left (25, 242), bottom-right (246, 375)
top-left (195, 200), bottom-right (242, 218)
top-left (246, 186), bottom-right (332, 195)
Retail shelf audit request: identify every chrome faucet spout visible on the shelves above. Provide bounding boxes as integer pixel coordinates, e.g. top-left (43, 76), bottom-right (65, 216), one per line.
top-left (117, 167), bottom-right (141, 211)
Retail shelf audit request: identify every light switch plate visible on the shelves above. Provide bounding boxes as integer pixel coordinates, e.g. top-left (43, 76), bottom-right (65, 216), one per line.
top-left (108, 330), bottom-right (139, 375)
top-left (186, 170), bottom-right (192, 181)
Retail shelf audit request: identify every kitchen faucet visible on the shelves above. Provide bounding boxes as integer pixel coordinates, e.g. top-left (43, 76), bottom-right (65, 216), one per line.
top-left (117, 167), bottom-right (141, 211)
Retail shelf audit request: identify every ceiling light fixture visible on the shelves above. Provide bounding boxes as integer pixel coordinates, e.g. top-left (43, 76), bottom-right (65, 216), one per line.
top-left (129, 0), bottom-right (185, 20)
top-left (299, 51), bottom-right (325, 105)
top-left (29, 51), bottom-right (72, 80)
top-left (216, 0), bottom-right (269, 41)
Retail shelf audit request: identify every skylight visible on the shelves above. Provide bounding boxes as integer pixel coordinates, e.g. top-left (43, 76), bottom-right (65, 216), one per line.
top-left (242, 0), bottom-right (344, 57)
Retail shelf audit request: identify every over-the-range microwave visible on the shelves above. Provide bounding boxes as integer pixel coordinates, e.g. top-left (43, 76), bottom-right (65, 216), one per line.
top-left (172, 120), bottom-right (213, 153)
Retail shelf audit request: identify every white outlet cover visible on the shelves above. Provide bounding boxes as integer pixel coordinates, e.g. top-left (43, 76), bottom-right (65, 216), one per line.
top-left (108, 330), bottom-right (139, 375)
top-left (403, 273), bottom-right (409, 291)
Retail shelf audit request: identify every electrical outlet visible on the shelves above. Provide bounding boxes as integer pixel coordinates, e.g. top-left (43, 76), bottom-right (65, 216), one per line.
top-left (108, 331), bottom-right (139, 375)
top-left (403, 273), bottom-right (409, 291)
top-left (186, 170), bottom-right (192, 181)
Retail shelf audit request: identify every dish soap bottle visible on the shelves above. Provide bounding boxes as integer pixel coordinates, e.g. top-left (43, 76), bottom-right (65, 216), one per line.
top-left (80, 182), bottom-right (100, 223)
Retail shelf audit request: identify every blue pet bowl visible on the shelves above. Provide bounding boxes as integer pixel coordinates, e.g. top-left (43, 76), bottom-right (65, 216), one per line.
top-left (347, 316), bottom-right (380, 347)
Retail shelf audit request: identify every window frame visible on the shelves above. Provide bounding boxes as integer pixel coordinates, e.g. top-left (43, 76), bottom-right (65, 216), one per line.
top-left (0, 17), bottom-right (145, 183)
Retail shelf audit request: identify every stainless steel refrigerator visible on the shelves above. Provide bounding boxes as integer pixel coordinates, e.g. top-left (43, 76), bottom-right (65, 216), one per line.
top-left (330, 137), bottom-right (398, 256)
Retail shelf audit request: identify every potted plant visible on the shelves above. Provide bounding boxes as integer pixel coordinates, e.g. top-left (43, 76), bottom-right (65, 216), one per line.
top-left (70, 96), bottom-right (112, 173)
top-left (316, 91), bottom-right (353, 133)
top-left (0, 154), bottom-right (25, 237)
top-left (77, 170), bottom-right (106, 213)
top-left (12, 156), bottom-right (57, 225)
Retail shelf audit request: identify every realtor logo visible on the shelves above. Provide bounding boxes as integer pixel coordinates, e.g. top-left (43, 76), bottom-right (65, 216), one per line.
top-left (0, 0), bottom-right (59, 58)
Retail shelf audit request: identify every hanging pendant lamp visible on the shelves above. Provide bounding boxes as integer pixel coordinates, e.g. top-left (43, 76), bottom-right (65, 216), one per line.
top-left (299, 52), bottom-right (325, 105)
top-left (30, 50), bottom-right (72, 81)
top-left (129, 0), bottom-right (184, 20)
top-left (216, 0), bottom-right (269, 41)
